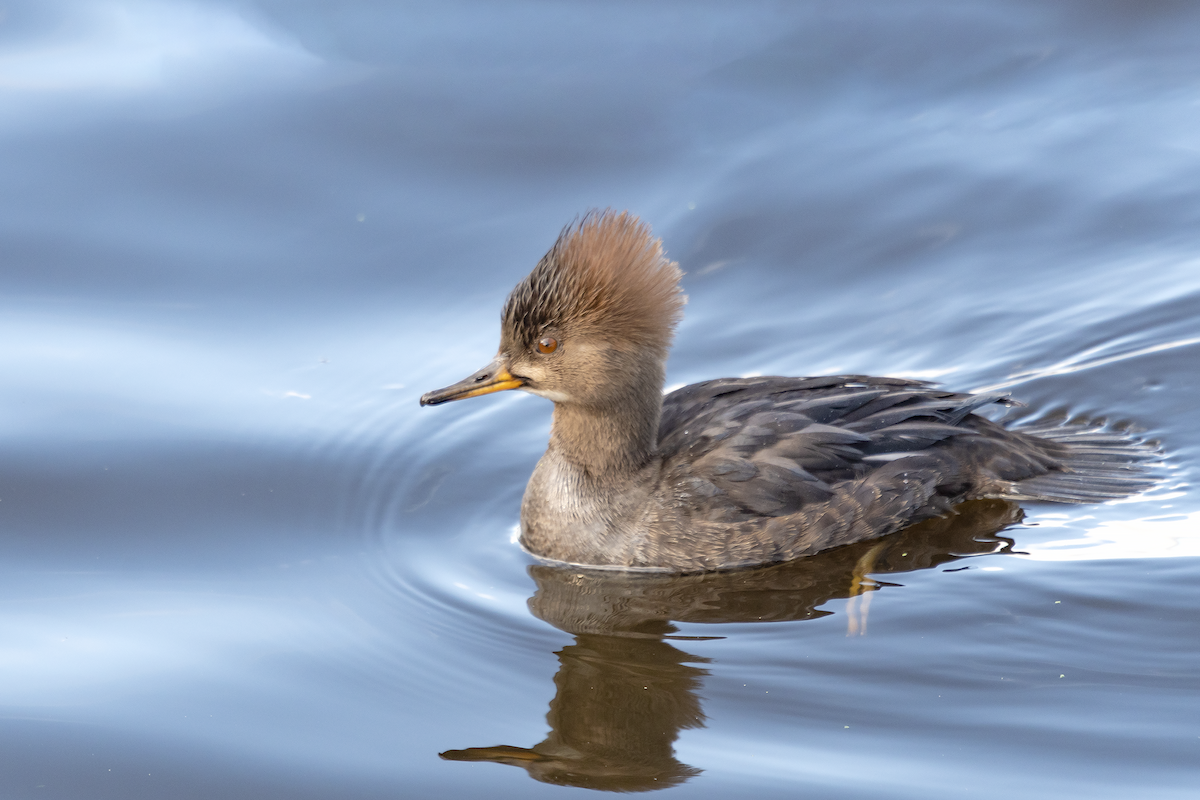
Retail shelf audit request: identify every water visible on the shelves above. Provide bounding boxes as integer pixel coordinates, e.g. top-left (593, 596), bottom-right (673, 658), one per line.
top-left (2, 1), bottom-right (1198, 797)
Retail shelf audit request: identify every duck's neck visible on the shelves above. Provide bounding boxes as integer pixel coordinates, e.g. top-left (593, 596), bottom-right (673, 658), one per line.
top-left (547, 376), bottom-right (663, 479)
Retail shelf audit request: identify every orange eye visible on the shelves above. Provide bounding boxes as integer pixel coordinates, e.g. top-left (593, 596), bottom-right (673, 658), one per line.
top-left (537, 336), bottom-right (558, 354)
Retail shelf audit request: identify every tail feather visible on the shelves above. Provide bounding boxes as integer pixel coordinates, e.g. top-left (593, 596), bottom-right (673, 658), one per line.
top-left (1004, 420), bottom-right (1161, 504)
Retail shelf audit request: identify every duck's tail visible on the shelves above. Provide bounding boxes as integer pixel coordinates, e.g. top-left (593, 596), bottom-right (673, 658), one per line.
top-left (1005, 419), bottom-right (1162, 504)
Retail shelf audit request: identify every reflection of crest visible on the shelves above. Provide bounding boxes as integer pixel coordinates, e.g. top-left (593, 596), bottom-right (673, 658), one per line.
top-left (442, 634), bottom-right (706, 792)
top-left (442, 500), bottom-right (1022, 791)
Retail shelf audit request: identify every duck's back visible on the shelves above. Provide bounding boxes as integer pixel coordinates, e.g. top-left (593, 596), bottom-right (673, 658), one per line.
top-left (648, 376), bottom-right (1155, 571)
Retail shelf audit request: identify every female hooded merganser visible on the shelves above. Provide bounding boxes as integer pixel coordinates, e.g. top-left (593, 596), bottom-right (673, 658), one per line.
top-left (420, 211), bottom-right (1154, 573)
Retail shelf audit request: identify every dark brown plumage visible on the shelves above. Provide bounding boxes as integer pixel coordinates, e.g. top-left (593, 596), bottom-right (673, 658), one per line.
top-left (420, 210), bottom-right (1157, 573)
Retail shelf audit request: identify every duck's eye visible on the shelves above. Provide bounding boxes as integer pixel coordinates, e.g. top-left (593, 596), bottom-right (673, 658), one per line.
top-left (536, 336), bottom-right (558, 354)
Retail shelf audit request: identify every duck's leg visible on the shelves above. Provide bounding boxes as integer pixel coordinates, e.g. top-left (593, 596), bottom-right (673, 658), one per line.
top-left (846, 541), bottom-right (888, 637)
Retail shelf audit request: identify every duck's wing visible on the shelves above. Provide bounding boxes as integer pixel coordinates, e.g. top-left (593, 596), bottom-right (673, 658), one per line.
top-left (657, 375), bottom-right (1023, 522)
top-left (650, 375), bottom-right (1157, 570)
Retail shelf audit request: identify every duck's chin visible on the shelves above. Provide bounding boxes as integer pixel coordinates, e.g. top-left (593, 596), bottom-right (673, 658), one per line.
top-left (522, 386), bottom-right (572, 403)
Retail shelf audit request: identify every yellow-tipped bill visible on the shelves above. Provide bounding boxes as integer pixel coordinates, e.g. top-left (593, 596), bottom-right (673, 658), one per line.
top-left (419, 357), bottom-right (524, 406)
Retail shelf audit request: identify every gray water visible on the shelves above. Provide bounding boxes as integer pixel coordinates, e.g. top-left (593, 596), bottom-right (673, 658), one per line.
top-left (2, 1), bottom-right (1199, 797)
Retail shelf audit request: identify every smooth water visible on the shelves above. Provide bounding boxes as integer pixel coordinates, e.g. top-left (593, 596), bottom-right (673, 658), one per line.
top-left (2, 1), bottom-right (1199, 797)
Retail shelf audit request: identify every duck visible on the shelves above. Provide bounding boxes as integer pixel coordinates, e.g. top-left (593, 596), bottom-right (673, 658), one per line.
top-left (420, 210), bottom-right (1154, 573)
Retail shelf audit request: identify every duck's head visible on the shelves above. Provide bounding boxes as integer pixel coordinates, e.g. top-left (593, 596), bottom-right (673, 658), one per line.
top-left (420, 210), bottom-right (685, 409)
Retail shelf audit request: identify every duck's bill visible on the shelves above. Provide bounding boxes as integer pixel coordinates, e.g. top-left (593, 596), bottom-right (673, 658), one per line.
top-left (419, 359), bottom-right (524, 406)
top-left (439, 745), bottom-right (546, 764)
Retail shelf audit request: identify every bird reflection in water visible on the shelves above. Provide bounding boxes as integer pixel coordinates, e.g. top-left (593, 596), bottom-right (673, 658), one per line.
top-left (441, 499), bottom-right (1023, 791)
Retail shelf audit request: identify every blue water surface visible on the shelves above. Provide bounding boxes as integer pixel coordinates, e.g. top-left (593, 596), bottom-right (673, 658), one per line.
top-left (1, 1), bottom-right (1198, 797)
